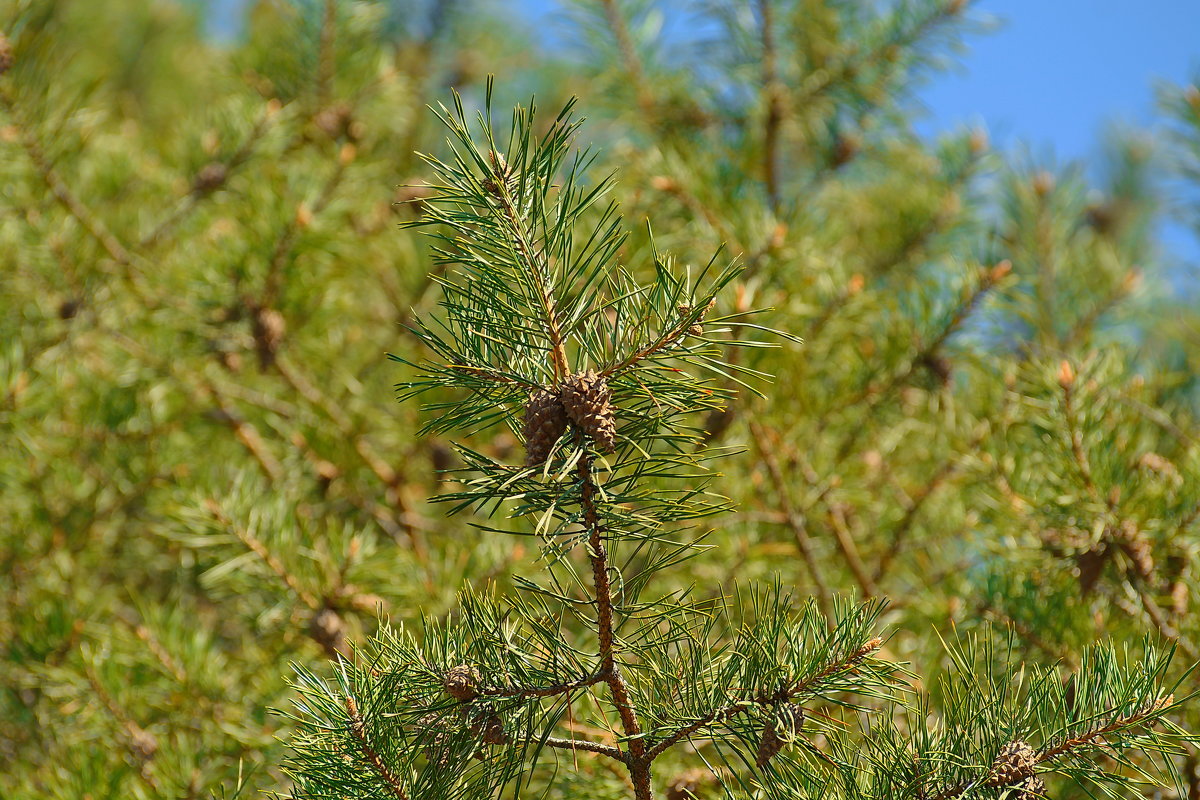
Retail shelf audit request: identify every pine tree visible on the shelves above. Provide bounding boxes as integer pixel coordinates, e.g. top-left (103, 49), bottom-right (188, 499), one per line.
top-left (282, 87), bottom-right (1191, 800)
top-left (1, 1), bottom-right (1198, 798)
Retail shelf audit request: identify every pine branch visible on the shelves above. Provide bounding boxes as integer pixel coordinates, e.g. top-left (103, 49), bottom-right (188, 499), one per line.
top-left (749, 421), bottom-right (834, 620)
top-left (204, 497), bottom-right (320, 610)
top-left (345, 697), bottom-right (411, 800)
top-left (757, 0), bottom-right (783, 216)
top-left (598, 0), bottom-right (655, 116)
top-left (578, 445), bottom-right (652, 798)
top-left (644, 636), bottom-right (884, 760)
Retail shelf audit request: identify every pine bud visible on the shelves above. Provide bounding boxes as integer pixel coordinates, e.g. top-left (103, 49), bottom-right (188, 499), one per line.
top-left (442, 664), bottom-right (481, 702)
top-left (252, 306), bottom-right (286, 369)
top-left (523, 388), bottom-right (569, 466)
top-left (679, 298), bottom-right (716, 336)
top-left (560, 371), bottom-right (616, 453)
top-left (58, 298), bottom-right (81, 320)
top-left (1031, 171), bottom-right (1055, 198)
top-left (832, 130), bottom-right (862, 168)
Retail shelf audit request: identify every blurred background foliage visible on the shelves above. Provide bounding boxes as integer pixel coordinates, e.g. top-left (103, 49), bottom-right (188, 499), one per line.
top-left (1, 0), bottom-right (1198, 797)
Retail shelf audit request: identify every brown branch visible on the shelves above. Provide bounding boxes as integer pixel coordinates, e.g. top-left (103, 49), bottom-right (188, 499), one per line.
top-left (599, 0), bottom-right (655, 116)
top-left (1057, 361), bottom-right (1101, 504)
top-left (748, 421), bottom-right (833, 621)
top-left (1038, 694), bottom-right (1173, 762)
top-left (261, 152), bottom-right (350, 310)
top-left (102, 329), bottom-right (285, 483)
top-left (577, 446), bottom-right (652, 800)
top-left (1, 86), bottom-right (150, 303)
top-left (540, 735), bottom-right (626, 760)
top-left (120, 614), bottom-right (189, 685)
top-left (827, 503), bottom-right (877, 598)
top-left (930, 694), bottom-right (1173, 800)
top-left (831, 261), bottom-right (1009, 463)
top-left (139, 102), bottom-right (278, 249)
top-left (600, 316), bottom-right (696, 380)
top-left (83, 662), bottom-right (161, 790)
top-left (758, 0), bottom-right (783, 215)
top-left (346, 697), bottom-right (410, 800)
top-left (204, 497), bottom-right (320, 610)
top-left (873, 425), bottom-right (984, 584)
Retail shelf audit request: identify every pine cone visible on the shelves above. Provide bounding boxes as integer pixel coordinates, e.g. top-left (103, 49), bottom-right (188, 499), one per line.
top-left (988, 740), bottom-right (1037, 787)
top-left (560, 371), bottom-right (616, 453)
top-left (755, 703), bottom-right (803, 767)
top-left (678, 299), bottom-right (715, 336)
top-left (469, 711), bottom-right (506, 745)
top-left (523, 388), bottom-right (568, 466)
top-left (193, 162), bottom-right (228, 195)
top-left (417, 712), bottom-right (453, 767)
top-left (0, 33), bottom-right (13, 75)
top-left (666, 767), bottom-right (713, 800)
top-left (309, 607), bottom-right (347, 658)
top-left (442, 664), bottom-right (481, 702)
top-left (1016, 773), bottom-right (1046, 799)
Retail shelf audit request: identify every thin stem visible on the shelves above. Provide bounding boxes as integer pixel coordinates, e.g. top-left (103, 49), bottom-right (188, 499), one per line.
top-left (540, 736), bottom-right (626, 760)
top-left (496, 179), bottom-right (570, 379)
top-left (827, 503), bottom-right (877, 598)
top-left (204, 498), bottom-right (320, 610)
top-left (481, 672), bottom-right (605, 699)
top-left (577, 445), bottom-right (652, 799)
top-left (317, 0), bottom-right (337, 108)
top-left (929, 695), bottom-right (1173, 800)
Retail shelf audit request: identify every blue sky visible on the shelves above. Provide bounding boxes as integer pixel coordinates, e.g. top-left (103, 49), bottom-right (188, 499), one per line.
top-left (918, 1), bottom-right (1197, 161)
top-left (207, 1), bottom-right (1200, 267)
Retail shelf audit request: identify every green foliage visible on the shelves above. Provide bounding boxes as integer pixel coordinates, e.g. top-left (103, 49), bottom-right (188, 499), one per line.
top-left (1, 1), bottom-right (1199, 798)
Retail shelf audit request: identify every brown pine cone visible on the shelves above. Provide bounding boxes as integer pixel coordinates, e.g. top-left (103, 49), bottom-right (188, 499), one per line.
top-left (193, 162), bottom-right (228, 195)
top-left (560, 371), bottom-right (616, 453)
top-left (666, 767), bottom-right (713, 800)
top-left (523, 388), bottom-right (568, 466)
top-left (442, 664), bottom-right (481, 702)
top-left (988, 740), bottom-right (1037, 787)
top-left (1016, 773), bottom-right (1046, 799)
top-left (469, 711), bottom-right (506, 745)
top-left (755, 703), bottom-right (803, 767)
top-left (0, 33), bottom-right (12, 75)
top-left (309, 606), bottom-right (347, 658)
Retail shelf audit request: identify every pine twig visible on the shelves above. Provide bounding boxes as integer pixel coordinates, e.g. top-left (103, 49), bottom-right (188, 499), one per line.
top-left (644, 636), bottom-right (883, 760)
top-left (599, 0), bottom-right (655, 116)
top-left (204, 498), bottom-right (320, 610)
top-left (748, 421), bottom-right (834, 621)
top-left (345, 697), bottom-right (411, 800)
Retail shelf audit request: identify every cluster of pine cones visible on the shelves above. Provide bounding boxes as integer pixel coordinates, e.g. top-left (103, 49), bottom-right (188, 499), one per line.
top-left (522, 370), bottom-right (616, 466)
